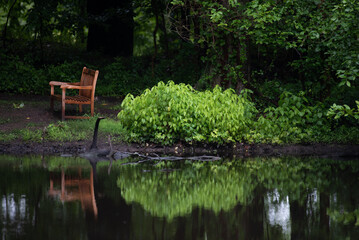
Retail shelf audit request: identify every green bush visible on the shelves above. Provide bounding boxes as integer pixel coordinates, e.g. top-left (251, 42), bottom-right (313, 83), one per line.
top-left (45, 61), bottom-right (91, 83)
top-left (0, 48), bottom-right (201, 97)
top-left (118, 81), bottom-right (257, 144)
top-left (118, 83), bottom-right (359, 145)
top-left (0, 54), bottom-right (90, 95)
top-left (0, 54), bottom-right (47, 95)
top-left (252, 91), bottom-right (328, 144)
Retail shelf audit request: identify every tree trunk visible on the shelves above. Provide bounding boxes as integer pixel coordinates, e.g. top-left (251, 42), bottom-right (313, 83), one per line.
top-left (290, 197), bottom-right (308, 240)
top-left (319, 192), bottom-right (330, 238)
top-left (160, 13), bottom-right (169, 57)
top-left (87, 0), bottom-right (134, 57)
top-left (152, 12), bottom-right (159, 76)
top-left (2, 0), bottom-right (18, 48)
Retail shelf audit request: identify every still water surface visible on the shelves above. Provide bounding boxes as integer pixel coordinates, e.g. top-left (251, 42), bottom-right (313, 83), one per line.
top-left (1, 154), bottom-right (359, 240)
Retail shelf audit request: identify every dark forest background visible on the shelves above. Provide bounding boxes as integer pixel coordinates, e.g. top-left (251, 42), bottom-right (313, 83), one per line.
top-left (0, 0), bottom-right (358, 108)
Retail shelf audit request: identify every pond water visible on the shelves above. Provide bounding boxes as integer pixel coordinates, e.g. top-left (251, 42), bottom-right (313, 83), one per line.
top-left (1, 154), bottom-right (359, 240)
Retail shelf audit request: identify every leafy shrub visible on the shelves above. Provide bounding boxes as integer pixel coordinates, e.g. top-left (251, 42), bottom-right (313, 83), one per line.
top-left (0, 54), bottom-right (90, 95)
top-left (252, 92), bottom-right (328, 144)
top-left (316, 126), bottom-right (359, 144)
top-left (98, 54), bottom-right (200, 97)
top-left (0, 48), bottom-right (201, 97)
top-left (118, 81), bottom-right (257, 144)
top-left (327, 101), bottom-right (359, 121)
top-left (45, 61), bottom-right (91, 83)
top-left (0, 54), bottom-right (47, 95)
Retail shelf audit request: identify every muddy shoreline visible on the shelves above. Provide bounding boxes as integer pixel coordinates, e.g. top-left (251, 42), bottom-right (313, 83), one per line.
top-left (1, 93), bottom-right (358, 159)
top-left (1, 140), bottom-right (359, 158)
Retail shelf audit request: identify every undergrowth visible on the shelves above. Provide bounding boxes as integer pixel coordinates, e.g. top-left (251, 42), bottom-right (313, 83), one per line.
top-left (117, 82), bottom-right (359, 145)
top-left (0, 48), bottom-right (200, 97)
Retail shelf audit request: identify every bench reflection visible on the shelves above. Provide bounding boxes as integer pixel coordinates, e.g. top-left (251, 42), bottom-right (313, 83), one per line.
top-left (48, 167), bottom-right (98, 218)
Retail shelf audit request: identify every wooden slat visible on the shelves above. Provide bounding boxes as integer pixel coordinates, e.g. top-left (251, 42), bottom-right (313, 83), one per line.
top-left (52, 94), bottom-right (91, 104)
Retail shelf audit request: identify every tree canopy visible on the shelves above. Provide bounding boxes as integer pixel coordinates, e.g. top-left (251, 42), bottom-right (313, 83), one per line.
top-left (0, 0), bottom-right (358, 107)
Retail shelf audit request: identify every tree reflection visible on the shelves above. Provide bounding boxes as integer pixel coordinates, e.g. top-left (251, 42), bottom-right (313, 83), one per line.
top-left (1, 155), bottom-right (359, 239)
top-left (117, 161), bottom-right (257, 220)
top-left (116, 156), bottom-right (359, 239)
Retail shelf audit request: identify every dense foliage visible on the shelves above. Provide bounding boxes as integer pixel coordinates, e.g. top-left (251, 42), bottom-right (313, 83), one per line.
top-left (118, 81), bottom-right (256, 144)
top-left (0, 48), bottom-right (199, 96)
top-left (171, 0), bottom-right (359, 95)
top-left (118, 82), bottom-right (358, 144)
top-left (252, 92), bottom-right (327, 144)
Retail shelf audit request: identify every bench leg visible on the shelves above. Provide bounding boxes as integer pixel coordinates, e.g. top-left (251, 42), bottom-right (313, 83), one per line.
top-left (79, 104), bottom-right (83, 113)
top-left (61, 89), bottom-right (66, 121)
top-left (61, 101), bottom-right (65, 121)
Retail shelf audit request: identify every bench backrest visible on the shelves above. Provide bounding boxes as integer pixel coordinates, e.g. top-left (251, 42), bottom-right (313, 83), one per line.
top-left (79, 67), bottom-right (99, 99)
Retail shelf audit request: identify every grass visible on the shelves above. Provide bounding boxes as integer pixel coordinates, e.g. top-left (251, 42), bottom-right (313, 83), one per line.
top-left (0, 131), bottom-right (17, 142)
top-left (19, 129), bottom-right (43, 142)
top-left (43, 117), bottom-right (127, 142)
top-left (0, 117), bottom-right (128, 143)
top-left (1, 116), bottom-right (358, 145)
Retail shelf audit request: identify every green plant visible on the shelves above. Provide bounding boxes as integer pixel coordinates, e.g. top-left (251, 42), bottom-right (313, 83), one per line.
top-left (0, 53), bottom-right (46, 95)
top-left (316, 126), bottom-right (359, 144)
top-left (13, 102), bottom-right (24, 109)
top-left (327, 101), bottom-right (359, 121)
top-left (252, 92), bottom-right (328, 144)
top-left (118, 81), bottom-right (257, 144)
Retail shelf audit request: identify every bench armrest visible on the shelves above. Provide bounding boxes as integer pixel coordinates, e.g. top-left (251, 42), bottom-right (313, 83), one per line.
top-left (49, 81), bottom-right (81, 86)
top-left (60, 85), bottom-right (93, 90)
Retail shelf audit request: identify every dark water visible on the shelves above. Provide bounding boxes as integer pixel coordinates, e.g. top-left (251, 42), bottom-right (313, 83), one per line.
top-left (1, 155), bottom-right (359, 240)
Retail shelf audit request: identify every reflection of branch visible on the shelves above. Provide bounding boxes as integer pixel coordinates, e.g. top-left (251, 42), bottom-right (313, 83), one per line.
top-left (120, 154), bottom-right (221, 166)
top-left (121, 159), bottom-right (153, 166)
top-left (187, 155), bottom-right (222, 161)
top-left (153, 160), bottom-right (163, 167)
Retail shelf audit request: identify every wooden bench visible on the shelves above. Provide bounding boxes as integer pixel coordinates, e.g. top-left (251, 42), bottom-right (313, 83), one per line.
top-left (50, 67), bottom-right (99, 121)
